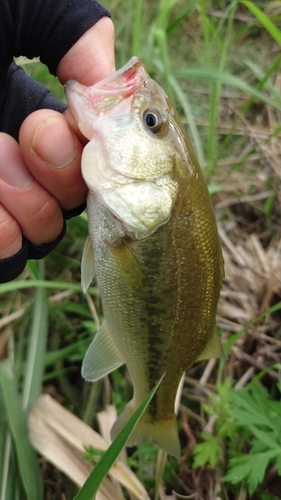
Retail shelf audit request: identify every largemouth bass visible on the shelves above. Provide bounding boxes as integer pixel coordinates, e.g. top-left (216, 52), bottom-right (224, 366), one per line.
top-left (65, 57), bottom-right (224, 458)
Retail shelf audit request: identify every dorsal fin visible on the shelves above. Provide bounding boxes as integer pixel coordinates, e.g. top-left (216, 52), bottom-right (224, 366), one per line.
top-left (196, 326), bottom-right (226, 361)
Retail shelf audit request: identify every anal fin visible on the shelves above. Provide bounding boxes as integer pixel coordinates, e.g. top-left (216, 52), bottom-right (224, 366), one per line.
top-left (82, 320), bottom-right (124, 381)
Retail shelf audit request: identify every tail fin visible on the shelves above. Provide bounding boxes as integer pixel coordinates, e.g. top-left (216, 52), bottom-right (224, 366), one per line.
top-left (110, 400), bottom-right (181, 458)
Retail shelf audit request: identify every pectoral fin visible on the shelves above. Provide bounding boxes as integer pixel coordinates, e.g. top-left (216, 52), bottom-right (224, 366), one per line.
top-left (81, 235), bottom-right (96, 293)
top-left (196, 326), bottom-right (226, 361)
top-left (82, 320), bottom-right (124, 381)
top-left (106, 240), bottom-right (145, 291)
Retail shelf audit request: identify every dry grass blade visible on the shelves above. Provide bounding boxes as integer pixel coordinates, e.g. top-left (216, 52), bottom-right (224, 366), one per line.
top-left (0, 305), bottom-right (29, 360)
top-left (0, 327), bottom-right (10, 361)
top-left (217, 220), bottom-right (281, 383)
top-left (172, 493), bottom-right (195, 499)
top-left (28, 394), bottom-right (149, 500)
top-left (0, 306), bottom-right (27, 329)
top-left (96, 405), bottom-right (117, 447)
top-left (159, 487), bottom-right (178, 500)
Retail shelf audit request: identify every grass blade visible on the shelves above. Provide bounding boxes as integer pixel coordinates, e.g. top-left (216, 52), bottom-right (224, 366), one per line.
top-left (22, 262), bottom-right (48, 412)
top-left (0, 391), bottom-right (7, 496)
top-left (244, 58), bottom-right (281, 101)
top-left (0, 360), bottom-right (43, 500)
top-left (0, 279), bottom-right (98, 296)
top-left (154, 450), bottom-right (167, 500)
top-left (173, 67), bottom-right (281, 110)
top-left (166, 0), bottom-right (197, 37)
top-left (0, 432), bottom-right (11, 500)
top-left (206, 3), bottom-right (236, 175)
top-left (74, 374), bottom-right (165, 500)
top-left (241, 1), bottom-right (281, 46)
top-left (132, 0), bottom-right (143, 57)
top-left (169, 75), bottom-right (205, 168)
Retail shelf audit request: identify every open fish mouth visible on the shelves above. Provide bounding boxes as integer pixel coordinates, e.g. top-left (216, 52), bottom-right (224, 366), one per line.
top-left (65, 56), bottom-right (146, 113)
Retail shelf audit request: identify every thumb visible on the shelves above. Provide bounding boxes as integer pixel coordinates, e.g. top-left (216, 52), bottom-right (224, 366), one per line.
top-left (56, 17), bottom-right (115, 86)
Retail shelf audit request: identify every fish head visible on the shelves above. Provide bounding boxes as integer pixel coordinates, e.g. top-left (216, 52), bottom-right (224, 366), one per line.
top-left (65, 57), bottom-right (189, 239)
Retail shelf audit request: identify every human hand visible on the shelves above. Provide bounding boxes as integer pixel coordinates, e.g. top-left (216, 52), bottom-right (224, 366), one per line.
top-left (0, 17), bottom-right (115, 271)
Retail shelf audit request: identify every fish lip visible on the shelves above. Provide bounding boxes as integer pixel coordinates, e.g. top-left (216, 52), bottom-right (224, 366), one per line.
top-left (90, 56), bottom-right (145, 93)
top-left (65, 57), bottom-right (146, 112)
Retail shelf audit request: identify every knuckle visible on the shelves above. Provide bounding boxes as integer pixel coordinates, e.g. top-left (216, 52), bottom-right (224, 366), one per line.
top-left (0, 204), bottom-right (22, 258)
top-left (27, 194), bottom-right (63, 243)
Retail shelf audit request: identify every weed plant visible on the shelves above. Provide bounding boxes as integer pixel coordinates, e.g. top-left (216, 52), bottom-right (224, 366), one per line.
top-left (1, 1), bottom-right (281, 499)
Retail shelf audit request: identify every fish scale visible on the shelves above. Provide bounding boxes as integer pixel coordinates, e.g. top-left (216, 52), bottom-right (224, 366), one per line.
top-left (65, 56), bottom-right (224, 458)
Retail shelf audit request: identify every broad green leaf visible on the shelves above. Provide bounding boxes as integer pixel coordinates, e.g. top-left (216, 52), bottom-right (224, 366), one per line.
top-left (277, 377), bottom-right (281, 395)
top-left (74, 374), bottom-right (165, 500)
top-left (0, 360), bottom-right (43, 500)
top-left (230, 389), bottom-right (276, 431)
top-left (261, 493), bottom-right (280, 500)
top-left (193, 434), bottom-right (222, 468)
top-left (223, 451), bottom-right (276, 495)
top-left (276, 452), bottom-right (281, 475)
top-left (249, 426), bottom-right (280, 452)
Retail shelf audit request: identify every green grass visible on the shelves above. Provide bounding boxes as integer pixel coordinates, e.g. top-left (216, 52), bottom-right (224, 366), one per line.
top-left (74, 375), bottom-right (164, 500)
top-left (2, 0), bottom-right (281, 499)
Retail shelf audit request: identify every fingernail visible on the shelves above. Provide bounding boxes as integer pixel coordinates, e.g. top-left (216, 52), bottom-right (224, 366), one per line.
top-left (0, 136), bottom-right (34, 188)
top-left (32, 117), bottom-right (77, 168)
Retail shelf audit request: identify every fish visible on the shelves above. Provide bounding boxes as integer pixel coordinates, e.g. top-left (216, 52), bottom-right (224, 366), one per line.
top-left (65, 57), bottom-right (224, 458)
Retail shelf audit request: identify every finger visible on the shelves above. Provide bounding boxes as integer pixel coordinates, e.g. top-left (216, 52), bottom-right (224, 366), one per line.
top-left (0, 133), bottom-right (63, 245)
top-left (63, 108), bottom-right (88, 146)
top-left (56, 17), bottom-right (115, 85)
top-left (19, 109), bottom-right (88, 211)
top-left (0, 203), bottom-right (22, 259)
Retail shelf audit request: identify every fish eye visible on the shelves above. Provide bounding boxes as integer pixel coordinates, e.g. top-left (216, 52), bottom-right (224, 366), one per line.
top-left (143, 108), bottom-right (164, 133)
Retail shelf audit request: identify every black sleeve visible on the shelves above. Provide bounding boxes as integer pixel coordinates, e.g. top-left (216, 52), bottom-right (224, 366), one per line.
top-left (0, 62), bottom-right (68, 139)
top-left (0, 0), bottom-right (110, 140)
top-left (0, 0), bottom-right (110, 282)
top-left (0, 0), bottom-right (110, 74)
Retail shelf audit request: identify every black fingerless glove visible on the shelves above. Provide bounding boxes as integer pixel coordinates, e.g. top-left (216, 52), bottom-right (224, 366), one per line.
top-left (0, 201), bottom-right (86, 283)
top-left (0, 65), bottom-right (88, 283)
